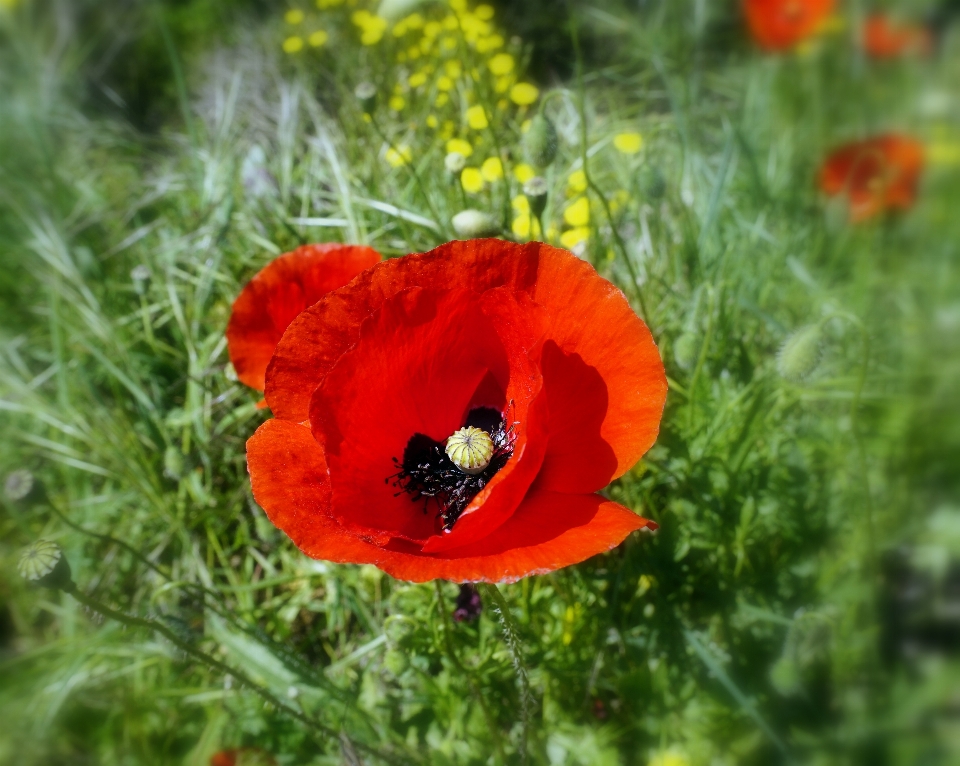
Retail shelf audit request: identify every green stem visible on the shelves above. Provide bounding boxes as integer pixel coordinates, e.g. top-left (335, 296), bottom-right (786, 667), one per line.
top-left (478, 583), bottom-right (532, 765)
top-left (64, 582), bottom-right (415, 766)
top-left (434, 582), bottom-right (506, 766)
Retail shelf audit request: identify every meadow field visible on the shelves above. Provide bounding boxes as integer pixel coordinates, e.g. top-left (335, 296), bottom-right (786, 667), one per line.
top-left (1, 0), bottom-right (959, 764)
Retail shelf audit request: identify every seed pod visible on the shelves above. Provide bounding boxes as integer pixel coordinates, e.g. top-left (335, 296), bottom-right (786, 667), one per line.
top-left (445, 426), bottom-right (494, 474)
top-left (451, 210), bottom-right (500, 239)
top-left (523, 176), bottom-right (549, 219)
top-left (523, 114), bottom-right (558, 169)
top-left (444, 151), bottom-right (467, 174)
top-left (17, 539), bottom-right (73, 590)
top-left (354, 81), bottom-right (378, 114)
top-left (673, 332), bottom-right (699, 371)
top-left (777, 325), bottom-right (823, 382)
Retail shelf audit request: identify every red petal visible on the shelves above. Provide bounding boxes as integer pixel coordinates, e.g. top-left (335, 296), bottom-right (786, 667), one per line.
top-left (247, 419), bottom-right (652, 583)
top-left (744, 0), bottom-right (835, 51)
top-left (226, 244), bottom-right (380, 391)
top-left (266, 241), bottom-right (665, 492)
top-left (308, 287), bottom-right (520, 544)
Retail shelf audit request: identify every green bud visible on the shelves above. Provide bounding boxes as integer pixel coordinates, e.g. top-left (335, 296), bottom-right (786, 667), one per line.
top-left (383, 647), bottom-right (410, 677)
top-left (354, 82), bottom-right (378, 114)
top-left (777, 325), bottom-right (822, 382)
top-left (523, 176), bottom-right (549, 219)
top-left (5, 469), bottom-right (39, 503)
top-left (523, 114), bottom-right (558, 169)
top-left (770, 656), bottom-right (802, 696)
top-left (452, 209), bottom-right (500, 239)
top-left (444, 151), bottom-right (467, 174)
top-left (673, 332), bottom-right (699, 371)
top-left (18, 539), bottom-right (73, 590)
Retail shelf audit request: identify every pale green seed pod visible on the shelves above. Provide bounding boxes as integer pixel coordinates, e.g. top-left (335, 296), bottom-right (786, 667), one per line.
top-left (523, 114), bottom-right (558, 169)
top-left (445, 426), bottom-right (494, 475)
top-left (451, 210), bottom-right (500, 239)
top-left (354, 81), bottom-right (377, 114)
top-left (4, 469), bottom-right (37, 502)
top-left (18, 539), bottom-right (73, 590)
top-left (777, 325), bottom-right (823, 382)
top-left (673, 332), bottom-right (699, 371)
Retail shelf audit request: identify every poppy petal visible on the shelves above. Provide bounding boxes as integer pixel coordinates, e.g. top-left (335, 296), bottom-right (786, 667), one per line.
top-left (247, 419), bottom-right (653, 583)
top-left (266, 241), bottom-right (666, 494)
top-left (309, 287), bottom-right (519, 544)
top-left (744, 0), bottom-right (835, 51)
top-left (226, 244), bottom-right (380, 391)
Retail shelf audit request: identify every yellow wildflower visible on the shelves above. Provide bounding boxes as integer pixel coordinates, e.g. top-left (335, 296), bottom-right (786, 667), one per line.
top-left (405, 13), bottom-right (424, 28)
top-left (488, 53), bottom-right (515, 76)
top-left (649, 750), bottom-right (691, 766)
top-left (389, 95), bottom-right (406, 111)
top-left (443, 13), bottom-right (459, 30)
top-left (512, 195), bottom-right (530, 213)
top-left (424, 20), bottom-right (442, 37)
top-left (408, 71), bottom-right (428, 88)
top-left (475, 4), bottom-right (495, 20)
top-left (466, 105), bottom-right (489, 130)
top-left (285, 9), bottom-right (305, 24)
top-left (513, 163), bottom-right (536, 183)
top-left (613, 132), bottom-right (644, 155)
top-left (441, 36), bottom-right (457, 51)
top-left (426, 115), bottom-right (439, 128)
top-left (560, 227), bottom-right (590, 249)
top-left (929, 141), bottom-right (960, 166)
top-left (476, 33), bottom-right (503, 52)
top-left (385, 145), bottom-right (412, 167)
top-left (494, 76), bottom-right (513, 94)
top-left (510, 83), bottom-right (539, 106)
top-left (449, 0), bottom-right (467, 11)
top-left (481, 157), bottom-right (504, 182)
top-left (446, 138), bottom-right (474, 157)
top-left (437, 76), bottom-right (455, 91)
top-left (407, 45), bottom-right (422, 60)
top-left (520, 119), bottom-right (532, 133)
top-left (283, 36), bottom-right (304, 53)
top-left (461, 167), bottom-right (484, 193)
top-left (444, 60), bottom-right (462, 78)
top-left (361, 27), bottom-right (386, 45)
top-left (512, 212), bottom-right (532, 239)
top-left (351, 9), bottom-right (372, 25)
top-left (308, 29), bottom-right (329, 46)
top-left (564, 196), bottom-right (590, 227)
top-left (567, 169), bottom-right (587, 194)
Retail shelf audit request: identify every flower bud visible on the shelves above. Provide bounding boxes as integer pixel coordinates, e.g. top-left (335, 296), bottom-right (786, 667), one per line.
top-left (777, 325), bottom-right (823, 382)
top-left (523, 176), bottom-right (549, 219)
top-left (130, 265), bottom-right (151, 296)
top-left (452, 210), bottom-right (500, 239)
top-left (523, 113), bottom-right (558, 169)
top-left (383, 647), bottom-right (410, 677)
top-left (4, 469), bottom-right (39, 503)
top-left (444, 151), bottom-right (467, 174)
top-left (354, 81), bottom-right (378, 114)
top-left (18, 539), bottom-right (73, 590)
top-left (673, 332), bottom-right (699, 371)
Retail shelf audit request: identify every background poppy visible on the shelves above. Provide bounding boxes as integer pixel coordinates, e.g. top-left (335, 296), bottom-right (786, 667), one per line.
top-left (247, 239), bottom-right (668, 583)
top-left (226, 243), bottom-right (381, 392)
top-left (863, 15), bottom-right (933, 59)
top-left (818, 135), bottom-right (925, 222)
top-left (744, 0), bottom-right (835, 51)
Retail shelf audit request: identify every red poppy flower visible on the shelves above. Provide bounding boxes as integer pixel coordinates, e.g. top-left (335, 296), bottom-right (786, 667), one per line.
top-left (210, 749), bottom-right (275, 766)
top-left (246, 239), bottom-right (667, 583)
top-left (863, 15), bottom-right (932, 59)
top-left (226, 243), bottom-right (381, 392)
top-left (818, 135), bottom-right (925, 222)
top-left (744, 0), bottom-right (835, 50)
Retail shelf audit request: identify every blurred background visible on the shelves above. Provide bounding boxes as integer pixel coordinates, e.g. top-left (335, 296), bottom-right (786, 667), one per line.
top-left (1, 0), bottom-right (959, 764)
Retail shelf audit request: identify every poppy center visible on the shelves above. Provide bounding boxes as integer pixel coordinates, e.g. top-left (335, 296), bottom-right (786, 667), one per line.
top-left (389, 407), bottom-right (516, 533)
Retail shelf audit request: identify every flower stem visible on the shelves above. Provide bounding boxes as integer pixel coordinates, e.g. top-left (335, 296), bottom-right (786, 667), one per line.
top-left (433, 582), bottom-right (506, 766)
top-left (63, 582), bottom-right (416, 766)
top-left (478, 583), bottom-right (532, 765)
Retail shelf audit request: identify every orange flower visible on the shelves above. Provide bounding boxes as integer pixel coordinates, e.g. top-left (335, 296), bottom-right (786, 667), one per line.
top-left (210, 748), bottom-right (275, 766)
top-left (246, 240), bottom-right (667, 583)
top-left (818, 135), bottom-right (925, 222)
top-left (863, 15), bottom-right (932, 59)
top-left (743, 0), bottom-right (835, 50)
top-left (227, 244), bottom-right (380, 392)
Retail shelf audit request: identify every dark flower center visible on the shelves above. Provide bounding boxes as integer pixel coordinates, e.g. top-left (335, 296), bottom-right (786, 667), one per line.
top-left (389, 406), bottom-right (516, 533)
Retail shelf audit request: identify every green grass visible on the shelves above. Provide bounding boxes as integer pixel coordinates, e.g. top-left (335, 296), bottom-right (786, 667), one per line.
top-left (1, 0), bottom-right (960, 764)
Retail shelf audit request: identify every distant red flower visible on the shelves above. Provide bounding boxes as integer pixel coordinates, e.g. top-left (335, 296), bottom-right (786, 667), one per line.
top-left (246, 240), bottom-right (667, 583)
top-left (863, 15), bottom-right (932, 59)
top-left (227, 244), bottom-right (381, 392)
top-left (818, 135), bottom-right (925, 222)
top-left (210, 748), bottom-right (275, 766)
top-left (744, 0), bottom-right (835, 50)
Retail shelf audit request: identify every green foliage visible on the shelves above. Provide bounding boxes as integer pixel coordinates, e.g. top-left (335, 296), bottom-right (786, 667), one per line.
top-left (2, 0), bottom-right (960, 764)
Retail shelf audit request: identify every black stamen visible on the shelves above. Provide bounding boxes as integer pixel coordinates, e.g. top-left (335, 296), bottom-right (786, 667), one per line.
top-left (389, 406), bottom-right (517, 532)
